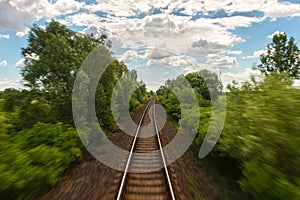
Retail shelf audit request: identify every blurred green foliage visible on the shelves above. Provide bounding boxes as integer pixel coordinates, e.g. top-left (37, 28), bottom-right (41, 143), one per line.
top-left (220, 74), bottom-right (300, 199)
top-left (158, 71), bottom-right (300, 199)
top-left (0, 122), bottom-right (81, 200)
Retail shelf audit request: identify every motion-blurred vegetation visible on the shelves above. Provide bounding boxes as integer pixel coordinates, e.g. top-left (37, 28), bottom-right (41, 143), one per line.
top-left (157, 32), bottom-right (300, 199)
top-left (0, 21), bottom-right (148, 199)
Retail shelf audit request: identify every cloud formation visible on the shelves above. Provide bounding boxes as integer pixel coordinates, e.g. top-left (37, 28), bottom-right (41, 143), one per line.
top-left (0, 34), bottom-right (10, 39)
top-left (0, 78), bottom-right (24, 90)
top-left (54, 0), bottom-right (300, 73)
top-left (0, 0), bottom-right (84, 31)
top-left (242, 50), bottom-right (267, 59)
top-left (15, 58), bottom-right (25, 68)
top-left (0, 60), bottom-right (7, 67)
top-left (1, 0), bottom-right (300, 89)
top-left (221, 68), bottom-right (262, 86)
top-left (119, 50), bottom-right (140, 63)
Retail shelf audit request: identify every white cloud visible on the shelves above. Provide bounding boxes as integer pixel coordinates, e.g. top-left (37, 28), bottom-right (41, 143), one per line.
top-left (169, 55), bottom-right (198, 70)
top-left (206, 54), bottom-right (238, 69)
top-left (51, 0), bottom-right (83, 15)
top-left (81, 26), bottom-right (104, 38)
top-left (9, 0), bottom-right (84, 16)
top-left (0, 78), bottom-right (24, 91)
top-left (212, 16), bottom-right (263, 30)
top-left (226, 50), bottom-right (242, 55)
top-left (0, 34), bottom-right (10, 39)
top-left (61, 13), bottom-right (101, 27)
top-left (164, 0), bottom-right (300, 21)
top-left (187, 17), bottom-right (245, 47)
top-left (38, 25), bottom-right (46, 30)
top-left (225, 0), bottom-right (266, 13)
top-left (0, 1), bottom-right (35, 31)
top-left (0, 0), bottom-right (85, 31)
top-left (119, 50), bottom-right (140, 63)
top-left (263, 1), bottom-right (300, 19)
top-left (166, 0), bottom-right (203, 15)
top-left (221, 67), bottom-right (262, 86)
top-left (84, 0), bottom-right (269, 17)
top-left (14, 54), bottom-right (38, 68)
top-left (15, 58), bottom-right (25, 68)
top-left (0, 60), bottom-right (7, 67)
top-left (146, 54), bottom-right (204, 73)
top-left (66, 6), bottom-right (250, 54)
top-left (267, 30), bottom-right (285, 39)
top-left (202, 0), bottom-right (300, 20)
top-left (86, 0), bottom-right (162, 17)
top-left (63, 12), bottom-right (246, 71)
top-left (242, 50), bottom-right (266, 59)
top-left (191, 39), bottom-right (227, 55)
top-left (143, 48), bottom-right (175, 60)
top-left (83, 0), bottom-right (299, 21)
top-left (16, 27), bottom-right (30, 37)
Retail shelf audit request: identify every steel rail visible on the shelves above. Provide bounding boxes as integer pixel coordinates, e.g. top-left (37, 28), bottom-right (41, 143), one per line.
top-left (116, 99), bottom-right (153, 200)
top-left (153, 102), bottom-right (176, 200)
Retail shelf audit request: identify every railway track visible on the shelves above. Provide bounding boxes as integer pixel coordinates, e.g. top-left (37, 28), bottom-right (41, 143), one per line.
top-left (116, 98), bottom-right (176, 200)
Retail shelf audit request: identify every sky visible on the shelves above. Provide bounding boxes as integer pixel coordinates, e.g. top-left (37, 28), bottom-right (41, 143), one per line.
top-left (0, 0), bottom-right (300, 91)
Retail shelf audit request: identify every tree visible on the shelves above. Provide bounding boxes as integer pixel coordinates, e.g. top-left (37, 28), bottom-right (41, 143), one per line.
top-left (2, 89), bottom-right (23, 111)
top-left (22, 20), bottom-right (108, 92)
top-left (157, 70), bottom-right (222, 121)
top-left (185, 69), bottom-right (223, 100)
top-left (21, 20), bottom-right (110, 124)
top-left (258, 32), bottom-right (300, 79)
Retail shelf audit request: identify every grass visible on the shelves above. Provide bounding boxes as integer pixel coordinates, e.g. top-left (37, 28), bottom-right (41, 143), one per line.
top-left (75, 178), bottom-right (82, 183)
top-left (184, 172), bottom-right (203, 200)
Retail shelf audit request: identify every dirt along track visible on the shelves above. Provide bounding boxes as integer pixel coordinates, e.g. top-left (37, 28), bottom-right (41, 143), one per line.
top-left (37, 98), bottom-right (216, 200)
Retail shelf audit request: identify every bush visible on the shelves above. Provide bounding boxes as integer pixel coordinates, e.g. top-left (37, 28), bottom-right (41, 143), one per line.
top-left (0, 123), bottom-right (82, 200)
top-left (220, 74), bottom-right (300, 199)
top-left (240, 160), bottom-right (299, 200)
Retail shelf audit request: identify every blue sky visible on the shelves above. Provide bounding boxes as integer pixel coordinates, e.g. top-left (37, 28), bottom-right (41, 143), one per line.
top-left (1, 0), bottom-right (300, 90)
